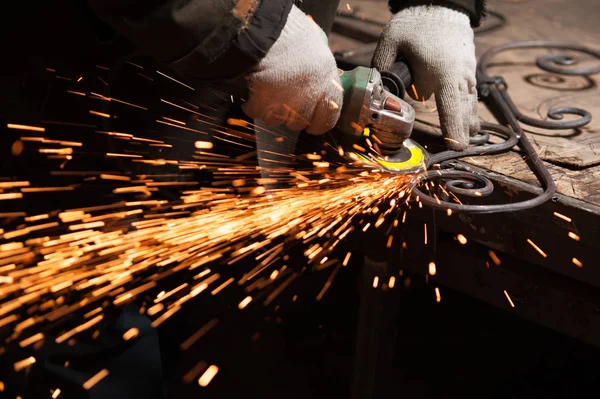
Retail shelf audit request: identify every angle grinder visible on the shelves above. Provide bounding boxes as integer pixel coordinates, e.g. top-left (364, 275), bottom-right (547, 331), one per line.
top-left (333, 60), bottom-right (428, 174)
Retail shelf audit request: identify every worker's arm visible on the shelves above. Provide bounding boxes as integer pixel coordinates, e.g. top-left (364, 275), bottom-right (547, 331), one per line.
top-left (89, 0), bottom-right (342, 133)
top-left (374, 0), bottom-right (486, 150)
top-left (88, 0), bottom-right (294, 79)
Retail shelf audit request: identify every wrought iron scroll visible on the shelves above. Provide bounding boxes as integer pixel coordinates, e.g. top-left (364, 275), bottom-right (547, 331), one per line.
top-left (413, 41), bottom-right (599, 213)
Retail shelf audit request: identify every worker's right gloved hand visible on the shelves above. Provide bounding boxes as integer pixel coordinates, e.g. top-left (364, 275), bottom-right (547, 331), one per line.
top-left (242, 5), bottom-right (343, 135)
top-left (372, 5), bottom-right (479, 150)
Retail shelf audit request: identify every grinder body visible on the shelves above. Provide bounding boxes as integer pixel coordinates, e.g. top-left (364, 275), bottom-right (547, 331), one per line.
top-left (334, 65), bottom-right (428, 173)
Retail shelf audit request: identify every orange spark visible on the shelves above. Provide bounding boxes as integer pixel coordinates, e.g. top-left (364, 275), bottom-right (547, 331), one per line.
top-left (386, 235), bottom-right (393, 248)
top-left (89, 110), bottom-right (111, 118)
top-left (198, 365), bottom-right (219, 387)
top-left (227, 118), bottom-right (249, 127)
top-left (67, 90), bottom-right (86, 96)
top-left (526, 238), bottom-right (547, 258)
top-left (238, 296), bottom-right (252, 309)
top-left (503, 290), bottom-right (515, 308)
top-left (488, 250), bottom-right (501, 266)
top-left (83, 369), bottom-right (109, 390)
top-left (180, 319), bottom-right (219, 351)
top-left (0, 193), bottom-right (23, 201)
top-left (122, 328), bottom-right (139, 341)
top-left (342, 252), bottom-right (351, 266)
top-left (19, 333), bottom-right (44, 348)
top-left (156, 70), bottom-right (195, 90)
top-left (411, 84), bottom-right (418, 99)
top-left (211, 278), bottom-right (234, 295)
top-left (14, 356), bottom-right (36, 372)
top-left (7, 123), bottom-right (45, 132)
top-left (352, 144), bottom-right (366, 152)
top-left (100, 174), bottom-right (131, 181)
top-left (0, 181), bottom-right (29, 188)
top-left (553, 212), bottom-right (572, 223)
top-left (428, 262), bottom-right (436, 276)
top-left (106, 153), bottom-right (142, 158)
top-left (332, 78), bottom-right (344, 92)
top-left (195, 141), bottom-right (214, 149)
top-left (388, 276), bottom-right (396, 288)
top-left (162, 116), bottom-right (186, 125)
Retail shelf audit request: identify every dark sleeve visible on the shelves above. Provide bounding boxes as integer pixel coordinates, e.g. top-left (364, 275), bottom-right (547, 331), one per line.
top-left (88, 0), bottom-right (294, 79)
top-left (388, 0), bottom-right (487, 27)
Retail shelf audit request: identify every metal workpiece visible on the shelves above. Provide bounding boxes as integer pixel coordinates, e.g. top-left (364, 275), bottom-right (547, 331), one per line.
top-left (413, 118), bottom-right (556, 214)
top-left (412, 41), bottom-right (599, 214)
top-left (478, 41), bottom-right (600, 130)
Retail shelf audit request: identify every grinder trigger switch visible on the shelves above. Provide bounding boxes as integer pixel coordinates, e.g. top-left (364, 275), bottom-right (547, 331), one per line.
top-left (383, 97), bottom-right (402, 112)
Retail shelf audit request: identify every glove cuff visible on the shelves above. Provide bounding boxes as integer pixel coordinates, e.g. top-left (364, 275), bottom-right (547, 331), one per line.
top-left (389, 0), bottom-right (486, 27)
top-left (391, 4), bottom-right (472, 27)
top-left (257, 5), bottom-right (327, 71)
top-left (276, 5), bottom-right (316, 47)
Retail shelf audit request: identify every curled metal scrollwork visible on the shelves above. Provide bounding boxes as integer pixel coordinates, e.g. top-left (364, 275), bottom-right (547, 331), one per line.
top-left (537, 53), bottom-right (600, 76)
top-left (478, 41), bottom-right (600, 130)
top-left (479, 41), bottom-right (600, 76)
top-left (414, 41), bottom-right (598, 213)
top-left (503, 94), bottom-right (592, 130)
top-left (412, 122), bottom-right (549, 214)
top-left (444, 172), bottom-right (494, 197)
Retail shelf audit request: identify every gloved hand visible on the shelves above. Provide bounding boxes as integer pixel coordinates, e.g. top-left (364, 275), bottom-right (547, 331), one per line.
top-left (243, 5), bottom-right (343, 135)
top-left (372, 6), bottom-right (479, 150)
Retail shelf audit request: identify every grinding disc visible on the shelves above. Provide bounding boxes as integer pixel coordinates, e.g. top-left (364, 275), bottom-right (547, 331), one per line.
top-left (345, 139), bottom-right (428, 174)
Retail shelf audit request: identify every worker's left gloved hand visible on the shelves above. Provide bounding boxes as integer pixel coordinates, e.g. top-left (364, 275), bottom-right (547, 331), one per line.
top-left (372, 5), bottom-right (479, 150)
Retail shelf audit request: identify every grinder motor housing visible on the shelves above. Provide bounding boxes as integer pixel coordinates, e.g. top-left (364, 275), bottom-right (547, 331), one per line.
top-left (336, 65), bottom-right (415, 154)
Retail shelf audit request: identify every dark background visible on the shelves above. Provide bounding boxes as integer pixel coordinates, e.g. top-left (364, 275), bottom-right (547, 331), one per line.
top-left (1, 1), bottom-right (600, 398)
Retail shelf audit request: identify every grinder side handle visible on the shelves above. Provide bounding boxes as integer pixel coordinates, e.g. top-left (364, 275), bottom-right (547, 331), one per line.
top-left (380, 58), bottom-right (413, 99)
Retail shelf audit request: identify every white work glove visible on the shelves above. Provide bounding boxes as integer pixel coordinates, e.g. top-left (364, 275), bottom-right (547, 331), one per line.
top-left (372, 6), bottom-right (479, 150)
top-left (243, 5), bottom-right (343, 134)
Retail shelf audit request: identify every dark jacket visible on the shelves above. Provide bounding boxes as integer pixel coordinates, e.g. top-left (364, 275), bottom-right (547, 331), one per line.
top-left (88, 0), bottom-right (487, 80)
